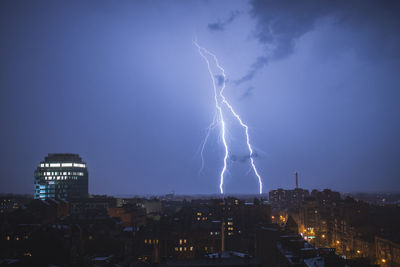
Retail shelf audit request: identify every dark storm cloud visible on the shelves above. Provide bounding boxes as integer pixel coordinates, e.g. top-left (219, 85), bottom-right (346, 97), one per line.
top-left (235, 56), bottom-right (268, 85)
top-left (208, 10), bottom-right (241, 31)
top-left (230, 152), bottom-right (260, 163)
top-left (215, 75), bottom-right (224, 86)
top-left (241, 86), bottom-right (255, 99)
top-left (238, 0), bottom-right (400, 83)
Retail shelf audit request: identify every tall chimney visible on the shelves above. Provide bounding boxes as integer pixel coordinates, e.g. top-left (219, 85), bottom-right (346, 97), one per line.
top-left (295, 172), bottom-right (298, 189)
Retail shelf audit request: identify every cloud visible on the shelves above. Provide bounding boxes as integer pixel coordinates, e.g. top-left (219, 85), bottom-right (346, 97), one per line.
top-left (235, 56), bottom-right (268, 85)
top-left (237, 0), bottom-right (400, 83)
top-left (208, 10), bottom-right (241, 31)
top-left (230, 152), bottom-right (261, 163)
top-left (215, 75), bottom-right (224, 86)
top-left (241, 86), bottom-right (255, 99)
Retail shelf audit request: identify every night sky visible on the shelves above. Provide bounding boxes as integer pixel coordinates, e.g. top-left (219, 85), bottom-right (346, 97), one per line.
top-left (1, 0), bottom-right (399, 195)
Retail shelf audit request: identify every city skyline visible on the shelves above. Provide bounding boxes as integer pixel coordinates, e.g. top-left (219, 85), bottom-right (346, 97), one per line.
top-left (1, 0), bottom-right (400, 195)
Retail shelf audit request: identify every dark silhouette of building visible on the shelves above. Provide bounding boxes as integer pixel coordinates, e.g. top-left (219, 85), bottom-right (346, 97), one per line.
top-left (34, 153), bottom-right (88, 200)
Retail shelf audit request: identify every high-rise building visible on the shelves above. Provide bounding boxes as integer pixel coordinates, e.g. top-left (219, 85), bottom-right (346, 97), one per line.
top-left (34, 153), bottom-right (88, 200)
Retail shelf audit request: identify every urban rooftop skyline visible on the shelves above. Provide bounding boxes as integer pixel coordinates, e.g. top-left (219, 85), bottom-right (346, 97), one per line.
top-left (1, 0), bottom-right (400, 195)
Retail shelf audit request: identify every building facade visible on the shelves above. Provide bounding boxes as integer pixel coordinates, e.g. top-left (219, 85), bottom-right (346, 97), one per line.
top-left (34, 153), bottom-right (88, 200)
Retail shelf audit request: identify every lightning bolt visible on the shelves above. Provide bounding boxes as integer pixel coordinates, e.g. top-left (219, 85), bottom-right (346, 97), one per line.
top-left (195, 42), bottom-right (228, 194)
top-left (198, 111), bottom-right (218, 175)
top-left (194, 41), bottom-right (263, 194)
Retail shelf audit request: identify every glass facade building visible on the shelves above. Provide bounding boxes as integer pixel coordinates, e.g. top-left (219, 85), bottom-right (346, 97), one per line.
top-left (34, 153), bottom-right (88, 200)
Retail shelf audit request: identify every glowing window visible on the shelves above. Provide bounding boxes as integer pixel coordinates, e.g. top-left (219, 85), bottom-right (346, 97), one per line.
top-left (190, 246), bottom-right (193, 251)
top-left (184, 239), bottom-right (187, 244)
top-left (179, 239), bottom-right (182, 245)
top-left (73, 163), bottom-right (86, 168)
top-left (50, 163), bottom-right (60, 167)
top-left (62, 163), bottom-right (72, 167)
top-left (40, 163), bottom-right (44, 167)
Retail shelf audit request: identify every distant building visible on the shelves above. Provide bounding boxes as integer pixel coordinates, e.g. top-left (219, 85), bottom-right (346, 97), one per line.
top-left (269, 188), bottom-right (309, 208)
top-left (34, 153), bottom-right (88, 200)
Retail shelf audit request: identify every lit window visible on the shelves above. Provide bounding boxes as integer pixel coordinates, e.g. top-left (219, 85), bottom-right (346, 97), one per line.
top-left (184, 239), bottom-right (187, 244)
top-left (73, 163), bottom-right (85, 168)
top-left (40, 163), bottom-right (44, 167)
top-left (175, 247), bottom-right (178, 251)
top-left (179, 247), bottom-right (182, 251)
top-left (190, 246), bottom-right (193, 251)
top-left (62, 163), bottom-right (72, 167)
top-left (179, 239), bottom-right (182, 245)
top-left (228, 222), bottom-right (233, 225)
top-left (50, 163), bottom-right (60, 167)
top-left (184, 247), bottom-right (187, 251)
top-left (144, 239), bottom-right (147, 244)
top-left (45, 163), bottom-right (49, 167)
top-left (47, 172), bottom-right (51, 175)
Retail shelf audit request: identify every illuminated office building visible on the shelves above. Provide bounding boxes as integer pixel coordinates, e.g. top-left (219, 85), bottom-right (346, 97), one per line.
top-left (34, 153), bottom-right (88, 200)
